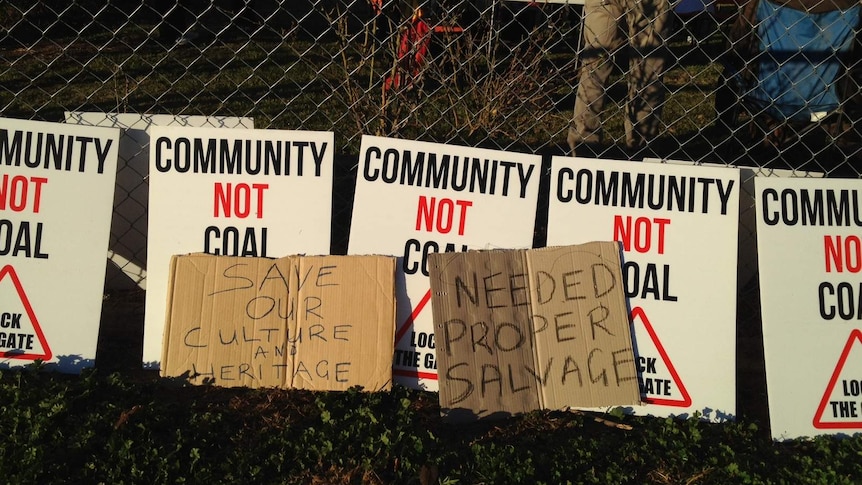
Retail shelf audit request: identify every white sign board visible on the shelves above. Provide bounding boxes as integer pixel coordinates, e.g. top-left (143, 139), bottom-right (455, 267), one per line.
top-left (644, 158), bottom-right (824, 291)
top-left (348, 135), bottom-right (542, 391)
top-left (143, 125), bottom-right (334, 367)
top-left (547, 156), bottom-right (740, 420)
top-left (64, 112), bottom-right (254, 290)
top-left (756, 177), bottom-right (862, 439)
top-left (0, 117), bottom-right (119, 372)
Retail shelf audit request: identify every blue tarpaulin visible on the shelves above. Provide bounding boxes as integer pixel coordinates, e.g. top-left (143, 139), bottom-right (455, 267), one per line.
top-left (749, 0), bottom-right (860, 121)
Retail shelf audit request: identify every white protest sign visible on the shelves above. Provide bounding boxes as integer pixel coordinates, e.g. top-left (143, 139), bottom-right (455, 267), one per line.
top-left (0, 117), bottom-right (119, 372)
top-left (143, 125), bottom-right (333, 367)
top-left (644, 158), bottom-right (823, 293)
top-left (348, 135), bottom-right (542, 391)
top-left (547, 156), bottom-right (740, 420)
top-left (756, 177), bottom-right (862, 439)
top-left (64, 112), bottom-right (254, 290)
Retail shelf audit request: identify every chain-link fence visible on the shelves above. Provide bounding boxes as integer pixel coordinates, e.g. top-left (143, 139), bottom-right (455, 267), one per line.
top-left (1, 0), bottom-right (860, 298)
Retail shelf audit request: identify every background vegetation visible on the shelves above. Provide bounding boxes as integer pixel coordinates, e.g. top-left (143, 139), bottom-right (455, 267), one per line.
top-left (2, 363), bottom-right (862, 485)
top-left (0, 1), bottom-right (743, 157)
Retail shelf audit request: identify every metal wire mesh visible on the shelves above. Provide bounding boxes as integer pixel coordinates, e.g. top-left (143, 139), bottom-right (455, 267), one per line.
top-left (1, 0), bottom-right (860, 292)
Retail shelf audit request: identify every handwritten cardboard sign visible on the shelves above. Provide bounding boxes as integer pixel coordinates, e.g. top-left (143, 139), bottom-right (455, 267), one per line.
top-left (428, 242), bottom-right (640, 420)
top-left (161, 253), bottom-right (396, 391)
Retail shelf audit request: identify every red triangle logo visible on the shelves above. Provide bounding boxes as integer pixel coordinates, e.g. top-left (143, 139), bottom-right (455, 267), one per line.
top-left (813, 329), bottom-right (862, 429)
top-left (631, 306), bottom-right (692, 407)
top-left (0, 265), bottom-right (52, 361)
top-left (395, 288), bottom-right (432, 346)
top-left (392, 288), bottom-right (437, 380)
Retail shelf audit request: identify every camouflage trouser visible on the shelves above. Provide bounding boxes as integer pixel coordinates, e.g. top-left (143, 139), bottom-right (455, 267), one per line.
top-left (568, 0), bottom-right (673, 153)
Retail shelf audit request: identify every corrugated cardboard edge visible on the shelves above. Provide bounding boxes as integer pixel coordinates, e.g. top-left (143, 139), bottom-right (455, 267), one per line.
top-left (430, 248), bottom-right (541, 421)
top-left (160, 254), bottom-right (182, 371)
top-left (374, 255), bottom-right (397, 391)
top-left (290, 255), bottom-right (396, 392)
top-left (530, 242), bottom-right (641, 410)
top-left (592, 240), bottom-right (641, 407)
top-left (162, 252), bottom-right (220, 379)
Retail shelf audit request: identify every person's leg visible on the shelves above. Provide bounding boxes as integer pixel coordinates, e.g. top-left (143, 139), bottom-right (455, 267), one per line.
top-left (624, 0), bottom-right (673, 150)
top-left (568, 0), bottom-right (625, 154)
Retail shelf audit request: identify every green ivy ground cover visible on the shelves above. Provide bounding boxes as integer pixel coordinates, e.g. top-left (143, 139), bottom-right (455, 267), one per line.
top-left (2, 366), bottom-right (861, 485)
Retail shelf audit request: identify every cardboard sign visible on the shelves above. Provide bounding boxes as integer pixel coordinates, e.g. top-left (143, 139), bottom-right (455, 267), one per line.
top-left (162, 253), bottom-right (396, 391)
top-left (144, 126), bottom-right (333, 367)
top-left (349, 135), bottom-right (542, 391)
top-left (0, 117), bottom-right (119, 371)
top-left (429, 243), bottom-right (640, 420)
top-left (64, 112), bottom-right (254, 290)
top-left (756, 177), bottom-right (862, 439)
top-left (547, 157), bottom-right (740, 421)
